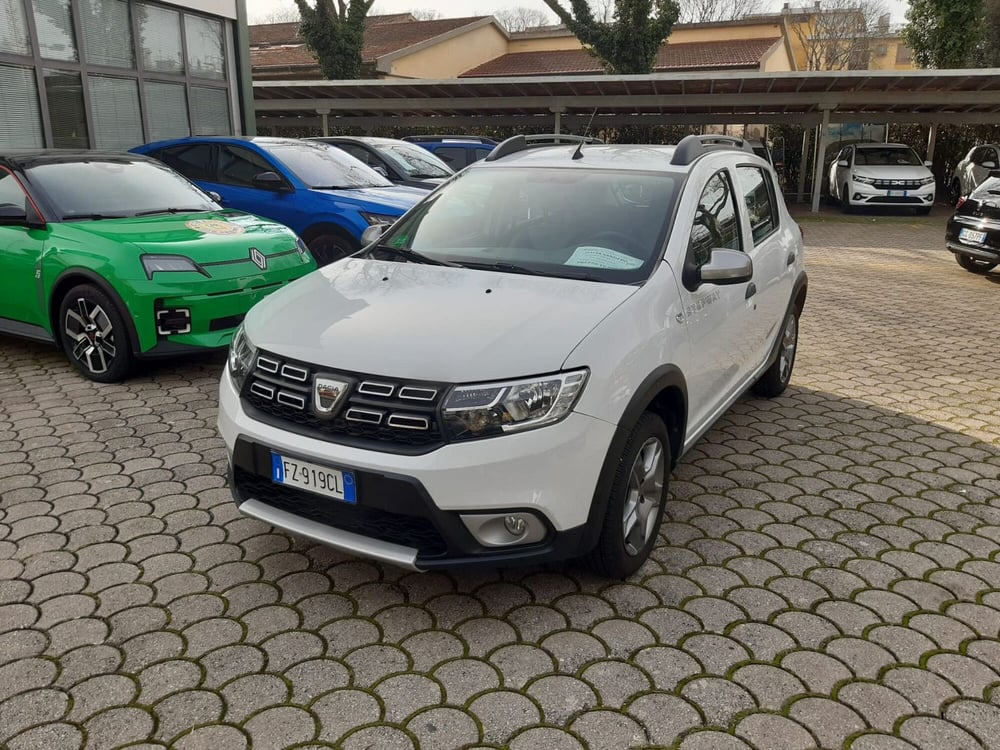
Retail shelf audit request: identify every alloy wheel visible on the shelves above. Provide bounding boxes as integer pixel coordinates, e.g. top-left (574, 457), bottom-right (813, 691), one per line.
top-left (64, 297), bottom-right (117, 375)
top-left (622, 437), bottom-right (665, 556)
top-left (779, 313), bottom-right (798, 384)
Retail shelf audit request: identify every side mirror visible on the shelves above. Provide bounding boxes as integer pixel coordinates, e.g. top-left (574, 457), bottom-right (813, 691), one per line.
top-left (982, 160), bottom-right (996, 169)
top-left (837, 159), bottom-right (850, 168)
top-left (252, 171), bottom-right (292, 192)
top-left (924, 160), bottom-right (934, 168)
top-left (371, 165), bottom-right (389, 178)
top-left (700, 249), bottom-right (753, 286)
top-left (361, 223), bottom-right (385, 246)
top-left (208, 191), bottom-right (223, 203)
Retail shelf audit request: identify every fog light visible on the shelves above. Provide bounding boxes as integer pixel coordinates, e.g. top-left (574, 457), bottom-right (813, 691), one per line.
top-left (459, 511), bottom-right (547, 547)
top-left (504, 515), bottom-right (526, 537)
top-left (156, 308), bottom-right (191, 335)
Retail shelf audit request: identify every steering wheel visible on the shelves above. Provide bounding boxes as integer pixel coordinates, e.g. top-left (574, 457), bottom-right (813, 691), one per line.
top-left (579, 230), bottom-right (644, 257)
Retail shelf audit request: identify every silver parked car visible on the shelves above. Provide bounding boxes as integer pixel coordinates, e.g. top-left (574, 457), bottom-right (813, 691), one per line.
top-left (950, 144), bottom-right (1000, 204)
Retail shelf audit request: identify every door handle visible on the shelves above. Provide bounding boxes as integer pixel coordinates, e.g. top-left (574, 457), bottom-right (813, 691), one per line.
top-left (786, 251), bottom-right (796, 266)
top-left (745, 282), bottom-right (757, 300)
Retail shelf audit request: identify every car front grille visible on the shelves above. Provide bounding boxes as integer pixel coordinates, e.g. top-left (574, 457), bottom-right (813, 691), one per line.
top-left (871, 179), bottom-right (926, 190)
top-left (233, 468), bottom-right (447, 557)
top-left (242, 350), bottom-right (447, 451)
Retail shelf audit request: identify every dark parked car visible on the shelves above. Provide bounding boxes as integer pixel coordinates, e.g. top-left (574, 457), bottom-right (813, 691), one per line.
top-left (402, 135), bottom-right (498, 169)
top-left (946, 174), bottom-right (1000, 274)
top-left (308, 136), bottom-right (454, 190)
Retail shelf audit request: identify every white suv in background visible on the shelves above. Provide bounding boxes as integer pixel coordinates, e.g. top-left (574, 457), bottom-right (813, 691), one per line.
top-left (218, 134), bottom-right (808, 578)
top-left (829, 142), bottom-right (936, 214)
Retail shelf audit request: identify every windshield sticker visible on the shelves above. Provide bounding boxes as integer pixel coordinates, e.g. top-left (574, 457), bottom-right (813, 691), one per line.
top-left (565, 246), bottom-right (643, 270)
top-left (185, 218), bottom-right (245, 235)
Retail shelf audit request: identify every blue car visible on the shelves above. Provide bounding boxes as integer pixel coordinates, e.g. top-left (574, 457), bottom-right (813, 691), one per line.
top-left (132, 137), bottom-right (425, 265)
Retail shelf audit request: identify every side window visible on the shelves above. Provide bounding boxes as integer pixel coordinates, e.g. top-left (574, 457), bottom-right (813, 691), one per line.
top-left (217, 145), bottom-right (277, 188)
top-left (432, 147), bottom-right (464, 167)
top-left (0, 170), bottom-right (29, 217)
top-left (736, 166), bottom-right (778, 245)
top-left (474, 147), bottom-right (493, 162)
top-left (688, 170), bottom-right (742, 268)
top-left (158, 144), bottom-right (214, 181)
top-left (338, 143), bottom-right (376, 168)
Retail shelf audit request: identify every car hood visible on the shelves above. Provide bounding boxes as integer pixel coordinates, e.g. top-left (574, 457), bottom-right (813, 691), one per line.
top-left (244, 258), bottom-right (639, 382)
top-left (310, 185), bottom-right (425, 213)
top-left (852, 164), bottom-right (933, 180)
top-left (64, 210), bottom-right (300, 261)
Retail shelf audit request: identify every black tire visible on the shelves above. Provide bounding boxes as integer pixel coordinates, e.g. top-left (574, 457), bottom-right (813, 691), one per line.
top-left (950, 178), bottom-right (962, 206)
top-left (841, 185), bottom-right (853, 214)
top-left (305, 229), bottom-right (358, 267)
top-left (58, 284), bottom-right (133, 382)
top-left (585, 412), bottom-right (670, 579)
top-left (752, 308), bottom-right (799, 398)
top-left (957, 254), bottom-right (998, 274)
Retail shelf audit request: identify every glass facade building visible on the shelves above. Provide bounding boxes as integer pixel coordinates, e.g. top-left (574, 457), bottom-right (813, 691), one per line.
top-left (0, 0), bottom-right (248, 149)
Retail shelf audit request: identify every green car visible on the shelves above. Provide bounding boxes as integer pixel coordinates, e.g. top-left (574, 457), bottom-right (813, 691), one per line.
top-left (0, 151), bottom-right (316, 381)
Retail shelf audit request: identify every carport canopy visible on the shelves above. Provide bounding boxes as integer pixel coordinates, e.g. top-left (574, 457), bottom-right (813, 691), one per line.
top-left (254, 68), bottom-right (1000, 211)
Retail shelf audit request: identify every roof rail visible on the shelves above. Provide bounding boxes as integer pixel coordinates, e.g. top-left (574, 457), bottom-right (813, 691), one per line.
top-left (485, 133), bottom-right (604, 162)
top-left (401, 135), bottom-right (498, 144)
top-left (670, 135), bottom-right (754, 166)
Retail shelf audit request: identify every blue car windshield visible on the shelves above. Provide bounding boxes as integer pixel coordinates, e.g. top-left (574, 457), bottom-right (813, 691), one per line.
top-left (267, 142), bottom-right (393, 189)
top-left (377, 167), bottom-right (680, 284)
top-left (375, 142), bottom-right (453, 179)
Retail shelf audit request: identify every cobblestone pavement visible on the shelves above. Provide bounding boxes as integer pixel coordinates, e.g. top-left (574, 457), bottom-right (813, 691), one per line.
top-left (2, 216), bottom-right (999, 750)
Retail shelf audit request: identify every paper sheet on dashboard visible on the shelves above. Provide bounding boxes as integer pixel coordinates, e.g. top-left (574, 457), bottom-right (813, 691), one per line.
top-left (564, 245), bottom-right (643, 269)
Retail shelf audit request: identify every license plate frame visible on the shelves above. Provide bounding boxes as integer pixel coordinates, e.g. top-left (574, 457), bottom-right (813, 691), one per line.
top-left (270, 452), bottom-right (357, 504)
top-left (959, 228), bottom-right (988, 245)
top-left (886, 189), bottom-right (908, 197)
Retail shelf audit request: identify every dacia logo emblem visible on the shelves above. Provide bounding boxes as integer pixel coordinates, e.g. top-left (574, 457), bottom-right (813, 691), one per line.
top-left (313, 376), bottom-right (350, 417)
top-left (249, 247), bottom-right (267, 270)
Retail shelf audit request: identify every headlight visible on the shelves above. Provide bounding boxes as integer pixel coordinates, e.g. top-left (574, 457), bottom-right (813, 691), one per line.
top-left (852, 174), bottom-right (876, 185)
top-left (295, 236), bottom-right (310, 256)
top-left (228, 323), bottom-right (257, 391)
top-left (141, 254), bottom-right (206, 279)
top-left (442, 369), bottom-right (588, 441)
top-left (360, 211), bottom-right (398, 226)
top-left (919, 176), bottom-right (936, 186)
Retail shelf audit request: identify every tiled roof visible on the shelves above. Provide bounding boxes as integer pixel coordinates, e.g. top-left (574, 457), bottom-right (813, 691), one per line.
top-left (461, 37), bottom-right (781, 77)
top-left (249, 15), bottom-right (491, 70)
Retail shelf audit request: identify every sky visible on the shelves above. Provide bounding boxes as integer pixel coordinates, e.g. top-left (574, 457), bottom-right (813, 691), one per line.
top-left (247, 0), bottom-right (911, 25)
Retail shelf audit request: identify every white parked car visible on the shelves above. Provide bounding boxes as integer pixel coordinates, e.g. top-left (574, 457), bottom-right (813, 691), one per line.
top-left (829, 142), bottom-right (935, 214)
top-left (950, 144), bottom-right (1000, 204)
top-left (218, 134), bottom-right (808, 578)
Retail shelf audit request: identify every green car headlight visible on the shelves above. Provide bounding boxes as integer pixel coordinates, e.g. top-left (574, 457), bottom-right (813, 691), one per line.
top-left (442, 369), bottom-right (588, 441)
top-left (228, 323), bottom-right (257, 391)
top-left (141, 254), bottom-right (207, 279)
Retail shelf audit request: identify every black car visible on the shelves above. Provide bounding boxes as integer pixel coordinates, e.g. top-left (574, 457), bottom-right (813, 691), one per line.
top-left (946, 174), bottom-right (1000, 274)
top-left (308, 136), bottom-right (453, 190)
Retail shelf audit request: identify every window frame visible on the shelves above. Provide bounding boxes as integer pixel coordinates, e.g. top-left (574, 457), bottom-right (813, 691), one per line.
top-left (155, 142), bottom-right (217, 182)
top-left (215, 143), bottom-right (284, 190)
top-left (682, 167), bottom-right (744, 291)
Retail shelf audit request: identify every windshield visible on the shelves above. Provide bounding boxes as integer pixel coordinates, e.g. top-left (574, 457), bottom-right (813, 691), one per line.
top-left (855, 147), bottom-right (922, 167)
top-left (28, 159), bottom-right (218, 220)
top-left (375, 142), bottom-right (453, 178)
top-left (376, 167), bottom-right (680, 284)
top-left (267, 141), bottom-right (393, 189)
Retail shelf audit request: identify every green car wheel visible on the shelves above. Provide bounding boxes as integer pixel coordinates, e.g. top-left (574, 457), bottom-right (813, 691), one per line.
top-left (59, 284), bottom-right (133, 382)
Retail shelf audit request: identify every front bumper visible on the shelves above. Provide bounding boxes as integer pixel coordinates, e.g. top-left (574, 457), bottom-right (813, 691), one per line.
top-left (217, 369), bottom-right (617, 569)
top-left (847, 182), bottom-right (935, 206)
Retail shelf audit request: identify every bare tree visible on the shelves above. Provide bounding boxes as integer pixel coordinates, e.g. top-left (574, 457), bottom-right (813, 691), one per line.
top-left (253, 4), bottom-right (301, 23)
top-left (494, 6), bottom-right (554, 31)
top-left (677, 0), bottom-right (762, 23)
top-left (787, 0), bottom-right (890, 70)
top-left (408, 8), bottom-right (442, 20)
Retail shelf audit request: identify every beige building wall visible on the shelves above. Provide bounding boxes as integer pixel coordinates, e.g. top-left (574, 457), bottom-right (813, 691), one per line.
top-left (761, 42), bottom-right (792, 72)
top-left (508, 34), bottom-right (582, 53)
top-left (387, 24), bottom-right (509, 78)
top-left (868, 37), bottom-right (916, 70)
top-left (669, 22), bottom-right (783, 43)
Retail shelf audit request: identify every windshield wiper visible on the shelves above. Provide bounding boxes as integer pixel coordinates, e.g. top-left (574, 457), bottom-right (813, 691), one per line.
top-left (133, 207), bottom-right (210, 216)
top-left (455, 261), bottom-right (602, 281)
top-left (61, 213), bottom-right (128, 221)
top-left (367, 243), bottom-right (461, 267)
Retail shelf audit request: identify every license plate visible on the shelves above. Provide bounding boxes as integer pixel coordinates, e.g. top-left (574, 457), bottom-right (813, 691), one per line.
top-left (887, 190), bottom-right (908, 197)
top-left (271, 453), bottom-right (356, 503)
top-left (959, 228), bottom-right (988, 244)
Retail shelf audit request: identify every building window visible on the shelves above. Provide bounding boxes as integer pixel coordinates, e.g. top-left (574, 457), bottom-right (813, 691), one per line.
top-left (0, 65), bottom-right (44, 148)
top-left (45, 70), bottom-right (89, 147)
top-left (191, 86), bottom-right (230, 134)
top-left (145, 80), bottom-right (190, 141)
top-left (80, 0), bottom-right (135, 68)
top-left (0, 0), bottom-right (32, 55)
top-left (34, 0), bottom-right (78, 61)
top-left (896, 45), bottom-right (913, 64)
top-left (137, 4), bottom-right (184, 74)
top-left (88, 75), bottom-right (142, 149)
top-left (185, 15), bottom-right (225, 80)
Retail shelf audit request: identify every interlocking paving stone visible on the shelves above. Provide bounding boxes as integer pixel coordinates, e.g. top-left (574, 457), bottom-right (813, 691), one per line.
top-left (2, 217), bottom-right (1000, 747)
